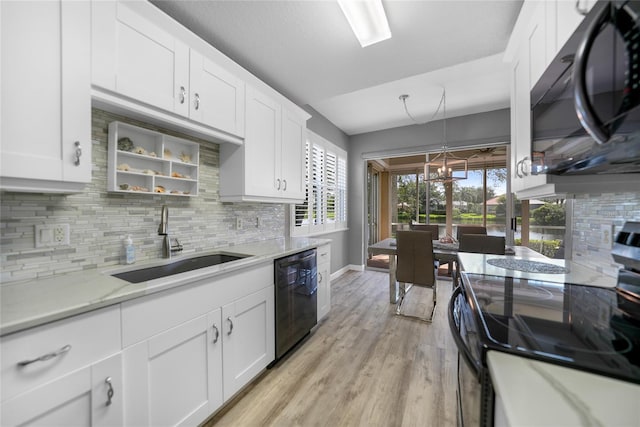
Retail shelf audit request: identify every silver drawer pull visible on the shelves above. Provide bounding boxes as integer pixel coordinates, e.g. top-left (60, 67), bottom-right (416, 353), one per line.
top-left (227, 317), bottom-right (234, 335)
top-left (17, 344), bottom-right (72, 367)
top-left (212, 323), bottom-right (220, 343)
top-left (74, 141), bottom-right (82, 166)
top-left (105, 376), bottom-right (114, 406)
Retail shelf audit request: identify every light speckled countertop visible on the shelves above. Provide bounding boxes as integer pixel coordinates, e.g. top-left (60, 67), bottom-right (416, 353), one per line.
top-left (457, 246), bottom-right (617, 287)
top-left (1, 237), bottom-right (330, 336)
top-left (488, 351), bottom-right (640, 426)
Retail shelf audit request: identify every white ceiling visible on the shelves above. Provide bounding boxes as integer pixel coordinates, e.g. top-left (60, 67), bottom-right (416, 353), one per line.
top-left (151, 0), bottom-right (523, 136)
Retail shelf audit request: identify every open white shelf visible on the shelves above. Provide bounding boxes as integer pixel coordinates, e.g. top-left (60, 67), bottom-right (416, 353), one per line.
top-left (107, 121), bottom-right (199, 197)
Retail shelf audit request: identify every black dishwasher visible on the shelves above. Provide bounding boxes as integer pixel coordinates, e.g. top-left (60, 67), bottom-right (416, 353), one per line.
top-left (274, 249), bottom-right (317, 361)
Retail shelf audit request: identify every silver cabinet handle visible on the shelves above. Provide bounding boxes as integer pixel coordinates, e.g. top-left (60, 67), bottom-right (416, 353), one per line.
top-left (318, 272), bottom-right (323, 283)
top-left (105, 376), bottom-right (114, 406)
top-left (17, 344), bottom-right (72, 367)
top-left (515, 159), bottom-right (523, 178)
top-left (194, 93), bottom-right (200, 110)
top-left (179, 86), bottom-right (186, 104)
top-left (276, 178), bottom-right (281, 190)
top-left (212, 323), bottom-right (220, 343)
top-left (227, 317), bottom-right (233, 335)
top-left (282, 179), bottom-right (287, 191)
top-left (520, 156), bottom-right (530, 176)
top-left (74, 141), bottom-right (82, 166)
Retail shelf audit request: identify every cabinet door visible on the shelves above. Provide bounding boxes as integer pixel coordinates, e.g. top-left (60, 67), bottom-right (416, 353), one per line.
top-left (123, 311), bottom-right (223, 427)
top-left (555, 0), bottom-right (595, 54)
top-left (92, 1), bottom-right (189, 116)
top-left (222, 287), bottom-right (275, 400)
top-left (244, 86), bottom-right (282, 198)
top-left (317, 245), bottom-right (331, 322)
top-left (0, 0), bottom-right (91, 189)
top-left (510, 52), bottom-right (529, 194)
top-left (1, 353), bottom-right (122, 427)
top-left (281, 108), bottom-right (307, 201)
top-left (190, 50), bottom-right (245, 137)
top-left (527, 2), bottom-right (550, 90)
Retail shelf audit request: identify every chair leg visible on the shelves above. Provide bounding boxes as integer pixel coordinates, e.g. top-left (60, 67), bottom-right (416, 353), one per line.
top-left (395, 281), bottom-right (436, 323)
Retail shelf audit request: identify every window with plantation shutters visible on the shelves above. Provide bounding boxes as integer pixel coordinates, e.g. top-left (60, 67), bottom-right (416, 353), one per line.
top-left (312, 144), bottom-right (325, 226)
top-left (337, 157), bottom-right (347, 223)
top-left (291, 131), bottom-right (347, 236)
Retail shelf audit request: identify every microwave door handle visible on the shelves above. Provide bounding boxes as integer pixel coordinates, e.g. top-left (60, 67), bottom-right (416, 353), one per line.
top-left (573, 4), bottom-right (612, 145)
top-left (448, 286), bottom-right (481, 379)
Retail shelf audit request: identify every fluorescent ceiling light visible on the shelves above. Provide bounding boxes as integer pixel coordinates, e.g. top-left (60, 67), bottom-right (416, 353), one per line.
top-left (337, 0), bottom-right (391, 47)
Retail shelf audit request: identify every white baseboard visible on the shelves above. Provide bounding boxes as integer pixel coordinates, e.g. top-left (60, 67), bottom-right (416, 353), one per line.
top-left (330, 264), bottom-right (363, 281)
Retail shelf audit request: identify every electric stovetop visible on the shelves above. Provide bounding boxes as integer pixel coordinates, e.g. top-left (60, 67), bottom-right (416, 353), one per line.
top-left (463, 273), bottom-right (640, 385)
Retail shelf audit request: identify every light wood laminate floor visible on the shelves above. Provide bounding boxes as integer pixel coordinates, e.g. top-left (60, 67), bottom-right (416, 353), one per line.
top-left (204, 270), bottom-right (458, 427)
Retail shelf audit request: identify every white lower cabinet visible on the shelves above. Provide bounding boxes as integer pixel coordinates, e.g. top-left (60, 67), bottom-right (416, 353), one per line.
top-left (120, 263), bottom-right (275, 426)
top-left (317, 244), bottom-right (331, 322)
top-left (122, 311), bottom-right (223, 427)
top-left (1, 353), bottom-right (123, 427)
top-left (1, 264), bottom-right (276, 426)
top-left (222, 287), bottom-right (275, 400)
top-left (0, 306), bottom-right (123, 427)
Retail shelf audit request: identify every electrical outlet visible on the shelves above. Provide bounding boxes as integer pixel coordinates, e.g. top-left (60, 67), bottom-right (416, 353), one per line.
top-left (35, 224), bottom-right (69, 248)
top-left (236, 217), bottom-right (242, 229)
top-left (601, 223), bottom-right (614, 248)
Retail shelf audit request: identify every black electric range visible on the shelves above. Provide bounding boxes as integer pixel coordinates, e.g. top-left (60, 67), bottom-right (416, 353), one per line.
top-left (463, 273), bottom-right (640, 384)
top-left (449, 221), bottom-right (640, 426)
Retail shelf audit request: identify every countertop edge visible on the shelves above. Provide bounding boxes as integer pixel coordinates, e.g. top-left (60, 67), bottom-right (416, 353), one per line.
top-left (487, 351), bottom-right (640, 426)
top-left (1, 237), bottom-right (331, 336)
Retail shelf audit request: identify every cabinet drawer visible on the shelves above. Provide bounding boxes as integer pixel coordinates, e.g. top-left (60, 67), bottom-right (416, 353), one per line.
top-left (121, 263), bottom-right (273, 347)
top-left (317, 244), bottom-right (330, 267)
top-left (0, 305), bottom-right (121, 401)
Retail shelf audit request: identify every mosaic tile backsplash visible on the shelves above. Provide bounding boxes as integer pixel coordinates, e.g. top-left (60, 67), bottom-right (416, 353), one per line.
top-left (572, 192), bottom-right (640, 277)
top-left (0, 109), bottom-right (285, 284)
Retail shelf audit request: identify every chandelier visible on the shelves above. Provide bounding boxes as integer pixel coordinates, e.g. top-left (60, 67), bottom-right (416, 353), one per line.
top-left (399, 88), bottom-right (467, 183)
top-left (424, 145), bottom-right (468, 183)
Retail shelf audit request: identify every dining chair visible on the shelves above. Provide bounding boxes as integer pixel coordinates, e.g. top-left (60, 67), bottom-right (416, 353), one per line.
top-left (395, 230), bottom-right (439, 322)
top-left (458, 234), bottom-right (506, 255)
top-left (409, 223), bottom-right (439, 239)
top-left (455, 225), bottom-right (487, 241)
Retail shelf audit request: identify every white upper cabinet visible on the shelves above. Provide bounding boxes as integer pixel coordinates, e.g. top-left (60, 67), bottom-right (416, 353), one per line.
top-left (281, 108), bottom-right (307, 201)
top-left (0, 0), bottom-right (91, 193)
top-left (554, 0), bottom-right (596, 54)
top-left (219, 86), bottom-right (309, 203)
top-left (505, 0), bottom-right (634, 199)
top-left (91, 1), bottom-right (244, 141)
top-left (189, 50), bottom-right (245, 137)
top-left (244, 86), bottom-right (282, 199)
top-left (92, 1), bottom-right (189, 115)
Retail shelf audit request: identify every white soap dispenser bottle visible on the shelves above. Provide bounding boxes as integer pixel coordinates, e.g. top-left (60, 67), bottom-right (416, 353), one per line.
top-left (123, 234), bottom-right (135, 265)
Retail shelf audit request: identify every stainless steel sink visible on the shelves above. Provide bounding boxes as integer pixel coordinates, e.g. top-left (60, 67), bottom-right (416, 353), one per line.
top-left (112, 253), bottom-right (250, 283)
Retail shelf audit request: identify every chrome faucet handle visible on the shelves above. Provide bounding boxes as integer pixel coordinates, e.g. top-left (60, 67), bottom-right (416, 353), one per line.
top-left (171, 238), bottom-right (183, 253)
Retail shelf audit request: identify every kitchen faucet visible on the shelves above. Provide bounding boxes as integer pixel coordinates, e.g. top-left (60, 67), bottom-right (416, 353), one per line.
top-left (158, 205), bottom-right (183, 258)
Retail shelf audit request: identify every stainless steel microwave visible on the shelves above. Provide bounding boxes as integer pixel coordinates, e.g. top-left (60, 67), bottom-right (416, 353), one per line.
top-left (531, 0), bottom-right (640, 175)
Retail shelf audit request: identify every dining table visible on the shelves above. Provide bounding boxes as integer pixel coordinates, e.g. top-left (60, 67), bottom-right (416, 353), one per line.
top-left (368, 237), bottom-right (515, 303)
